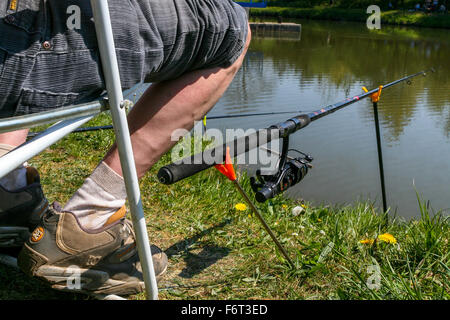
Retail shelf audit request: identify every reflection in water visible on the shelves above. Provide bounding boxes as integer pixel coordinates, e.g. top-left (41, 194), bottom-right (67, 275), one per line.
top-left (210, 19), bottom-right (450, 219)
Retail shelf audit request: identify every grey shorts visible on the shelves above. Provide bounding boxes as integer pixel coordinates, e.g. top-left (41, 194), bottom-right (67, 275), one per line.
top-left (0, 0), bottom-right (249, 117)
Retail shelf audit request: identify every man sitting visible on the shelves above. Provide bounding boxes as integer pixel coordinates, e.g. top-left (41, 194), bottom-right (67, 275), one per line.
top-left (0, 0), bottom-right (251, 296)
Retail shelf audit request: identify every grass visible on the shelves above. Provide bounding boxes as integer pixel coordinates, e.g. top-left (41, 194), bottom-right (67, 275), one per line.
top-left (0, 113), bottom-right (448, 300)
top-left (250, 6), bottom-right (450, 29)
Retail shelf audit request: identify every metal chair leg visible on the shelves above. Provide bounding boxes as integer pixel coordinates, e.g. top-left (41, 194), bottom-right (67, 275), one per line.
top-left (90, 0), bottom-right (159, 300)
top-left (0, 115), bottom-right (95, 180)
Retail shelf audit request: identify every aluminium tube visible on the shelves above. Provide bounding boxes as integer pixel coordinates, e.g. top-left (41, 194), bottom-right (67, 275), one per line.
top-left (0, 100), bottom-right (106, 134)
top-left (0, 115), bottom-right (94, 180)
top-left (90, 0), bottom-right (158, 300)
top-left (0, 82), bottom-right (143, 135)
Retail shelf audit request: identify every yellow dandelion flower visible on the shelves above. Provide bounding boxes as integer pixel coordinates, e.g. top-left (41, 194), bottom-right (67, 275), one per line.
top-left (359, 239), bottom-right (375, 245)
top-left (235, 203), bottom-right (247, 211)
top-left (378, 233), bottom-right (397, 244)
top-left (301, 204), bottom-right (308, 209)
top-left (282, 204), bottom-right (288, 209)
top-left (317, 218), bottom-right (322, 222)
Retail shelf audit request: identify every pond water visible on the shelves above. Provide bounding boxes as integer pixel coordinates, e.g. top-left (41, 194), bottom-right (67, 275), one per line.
top-left (209, 18), bottom-right (450, 219)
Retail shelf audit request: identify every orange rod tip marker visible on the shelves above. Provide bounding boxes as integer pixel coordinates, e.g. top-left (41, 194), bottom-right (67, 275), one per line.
top-left (215, 147), bottom-right (237, 181)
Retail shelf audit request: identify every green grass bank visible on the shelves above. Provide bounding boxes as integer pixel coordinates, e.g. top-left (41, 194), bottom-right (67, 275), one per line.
top-left (0, 113), bottom-right (448, 300)
top-left (249, 7), bottom-right (450, 29)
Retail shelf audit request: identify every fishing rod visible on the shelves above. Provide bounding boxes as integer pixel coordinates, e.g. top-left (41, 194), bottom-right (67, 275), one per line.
top-left (207, 110), bottom-right (303, 120)
top-left (26, 110), bottom-right (303, 138)
top-left (158, 69), bottom-right (434, 203)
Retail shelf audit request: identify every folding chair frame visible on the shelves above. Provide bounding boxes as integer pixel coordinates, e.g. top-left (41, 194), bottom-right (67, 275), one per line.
top-left (0, 0), bottom-right (158, 300)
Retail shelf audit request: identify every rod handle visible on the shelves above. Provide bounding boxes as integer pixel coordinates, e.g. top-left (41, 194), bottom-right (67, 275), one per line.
top-left (158, 129), bottom-right (277, 185)
top-left (158, 162), bottom-right (212, 185)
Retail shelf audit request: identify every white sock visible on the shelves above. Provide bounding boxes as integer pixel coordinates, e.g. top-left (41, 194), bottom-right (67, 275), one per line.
top-left (63, 161), bottom-right (127, 231)
top-left (0, 144), bottom-right (28, 191)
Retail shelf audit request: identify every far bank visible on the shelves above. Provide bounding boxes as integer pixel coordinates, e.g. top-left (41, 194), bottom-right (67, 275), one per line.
top-left (249, 7), bottom-right (450, 29)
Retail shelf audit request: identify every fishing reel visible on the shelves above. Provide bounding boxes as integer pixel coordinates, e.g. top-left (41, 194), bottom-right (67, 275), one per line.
top-left (250, 136), bottom-right (313, 203)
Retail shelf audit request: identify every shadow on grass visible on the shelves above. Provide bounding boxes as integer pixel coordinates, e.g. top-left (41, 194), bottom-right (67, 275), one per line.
top-left (0, 248), bottom-right (84, 300)
top-left (178, 246), bottom-right (231, 279)
top-left (165, 219), bottom-right (233, 279)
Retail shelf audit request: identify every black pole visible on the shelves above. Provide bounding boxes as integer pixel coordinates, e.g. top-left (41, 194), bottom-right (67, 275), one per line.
top-left (233, 180), bottom-right (295, 268)
top-left (372, 102), bottom-right (388, 213)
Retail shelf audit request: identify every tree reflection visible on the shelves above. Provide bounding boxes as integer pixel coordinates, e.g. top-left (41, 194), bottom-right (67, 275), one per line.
top-left (219, 50), bottom-right (278, 115)
top-left (246, 20), bottom-right (450, 140)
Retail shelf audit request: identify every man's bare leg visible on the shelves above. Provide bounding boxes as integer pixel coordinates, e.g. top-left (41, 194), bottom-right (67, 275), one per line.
top-left (0, 129), bottom-right (29, 148)
top-left (63, 26), bottom-right (251, 230)
top-left (104, 28), bottom-right (251, 178)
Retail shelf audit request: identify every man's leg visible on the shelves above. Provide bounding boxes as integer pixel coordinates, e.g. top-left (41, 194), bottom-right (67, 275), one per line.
top-left (63, 25), bottom-right (251, 231)
top-left (0, 129), bottom-right (29, 147)
top-left (0, 129), bottom-right (49, 248)
top-left (107, 41), bottom-right (250, 178)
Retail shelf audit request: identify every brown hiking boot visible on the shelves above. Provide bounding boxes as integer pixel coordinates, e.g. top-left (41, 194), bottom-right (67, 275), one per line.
top-left (17, 203), bottom-right (168, 296)
top-left (0, 167), bottom-right (48, 248)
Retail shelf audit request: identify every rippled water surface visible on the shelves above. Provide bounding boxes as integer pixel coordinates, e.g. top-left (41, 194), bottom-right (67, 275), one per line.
top-left (209, 19), bottom-right (450, 219)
